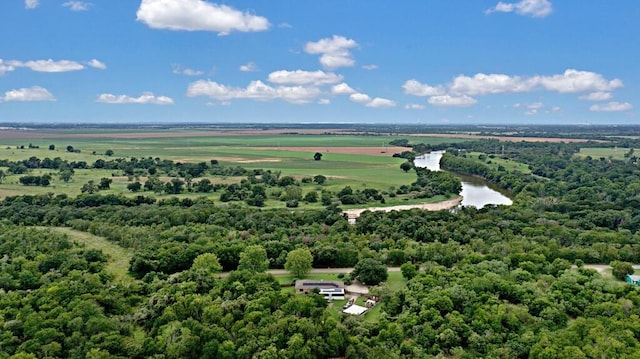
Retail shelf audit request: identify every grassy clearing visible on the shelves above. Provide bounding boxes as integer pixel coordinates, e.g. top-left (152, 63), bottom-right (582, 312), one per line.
top-left (47, 227), bottom-right (135, 285)
top-left (384, 271), bottom-right (407, 291)
top-left (465, 152), bottom-right (531, 173)
top-left (577, 147), bottom-right (637, 160)
top-left (596, 268), bottom-right (628, 289)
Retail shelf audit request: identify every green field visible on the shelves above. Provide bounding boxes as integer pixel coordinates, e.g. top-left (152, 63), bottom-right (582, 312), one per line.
top-left (577, 147), bottom-right (638, 160)
top-left (0, 133), bottom-right (458, 153)
top-left (0, 132), bottom-right (465, 206)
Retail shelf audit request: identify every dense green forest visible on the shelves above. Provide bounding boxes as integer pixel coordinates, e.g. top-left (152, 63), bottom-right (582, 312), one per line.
top-left (3, 135), bottom-right (640, 358)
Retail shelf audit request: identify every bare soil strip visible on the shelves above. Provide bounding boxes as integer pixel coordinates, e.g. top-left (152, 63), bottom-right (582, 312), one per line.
top-left (343, 197), bottom-right (463, 219)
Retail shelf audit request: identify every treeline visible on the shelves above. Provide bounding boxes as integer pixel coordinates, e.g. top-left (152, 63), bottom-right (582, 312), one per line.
top-left (3, 138), bottom-right (640, 357)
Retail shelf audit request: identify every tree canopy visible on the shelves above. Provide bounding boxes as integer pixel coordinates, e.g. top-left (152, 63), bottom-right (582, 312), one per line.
top-left (285, 248), bottom-right (314, 278)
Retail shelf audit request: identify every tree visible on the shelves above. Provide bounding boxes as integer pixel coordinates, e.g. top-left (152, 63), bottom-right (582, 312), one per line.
top-left (191, 253), bottom-right (222, 274)
top-left (314, 152), bottom-right (323, 161)
top-left (59, 169), bottom-right (74, 183)
top-left (105, 149), bottom-right (114, 156)
top-left (304, 191), bottom-right (318, 203)
top-left (282, 186), bottom-right (302, 201)
top-left (238, 245), bottom-right (269, 273)
top-left (127, 182), bottom-right (142, 192)
top-left (0, 170), bottom-right (5, 184)
top-left (611, 260), bottom-right (634, 280)
top-left (81, 180), bottom-right (98, 194)
top-left (98, 177), bottom-right (112, 190)
top-left (313, 174), bottom-right (327, 185)
top-left (321, 190), bottom-right (333, 206)
top-left (66, 145), bottom-right (74, 153)
top-left (352, 258), bottom-right (388, 285)
top-left (400, 262), bottom-right (418, 280)
top-left (400, 161), bottom-right (413, 173)
top-left (285, 248), bottom-right (314, 278)
top-left (48, 144), bottom-right (55, 151)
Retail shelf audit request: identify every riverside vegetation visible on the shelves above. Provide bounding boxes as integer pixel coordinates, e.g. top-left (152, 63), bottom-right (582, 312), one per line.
top-left (2, 126), bottom-right (640, 358)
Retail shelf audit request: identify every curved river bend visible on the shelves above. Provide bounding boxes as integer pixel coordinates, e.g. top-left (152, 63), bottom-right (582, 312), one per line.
top-left (414, 151), bottom-right (513, 209)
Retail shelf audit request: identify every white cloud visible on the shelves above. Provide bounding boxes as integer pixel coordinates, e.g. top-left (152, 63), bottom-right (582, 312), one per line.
top-left (268, 70), bottom-right (342, 86)
top-left (403, 79), bottom-right (444, 96)
top-left (536, 69), bottom-right (623, 93)
top-left (1, 58), bottom-right (106, 73)
top-left (136, 0), bottom-right (270, 35)
top-left (239, 62), bottom-right (258, 72)
top-left (87, 59), bottom-right (106, 70)
top-left (318, 98), bottom-right (330, 105)
top-left (405, 103), bottom-right (425, 110)
top-left (186, 80), bottom-right (321, 104)
top-left (346, 91), bottom-right (395, 108)
top-left (428, 95), bottom-right (477, 107)
top-left (1, 86), bottom-right (54, 102)
top-left (96, 92), bottom-right (174, 105)
top-left (25, 0), bottom-right (39, 9)
top-left (366, 98), bottom-right (396, 108)
top-left (172, 64), bottom-right (203, 76)
top-left (589, 102), bottom-right (633, 112)
top-left (349, 93), bottom-right (371, 104)
top-left (486, 0), bottom-right (553, 18)
top-left (450, 73), bottom-right (536, 95)
top-left (579, 92), bottom-right (613, 101)
top-left (0, 60), bottom-right (16, 76)
top-left (7, 59), bottom-right (85, 72)
top-left (63, 1), bottom-right (91, 11)
top-left (304, 35), bottom-right (358, 69)
top-left (362, 64), bottom-right (378, 70)
top-left (331, 82), bottom-right (356, 95)
top-left (406, 69), bottom-right (624, 107)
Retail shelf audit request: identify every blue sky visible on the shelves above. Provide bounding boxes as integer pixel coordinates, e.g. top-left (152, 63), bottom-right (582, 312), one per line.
top-left (0, 0), bottom-right (638, 124)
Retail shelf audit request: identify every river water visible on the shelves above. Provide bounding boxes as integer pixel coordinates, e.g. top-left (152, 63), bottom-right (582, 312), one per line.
top-left (413, 151), bottom-right (513, 209)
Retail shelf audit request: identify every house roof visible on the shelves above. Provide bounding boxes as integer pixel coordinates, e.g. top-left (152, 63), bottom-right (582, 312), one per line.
top-left (294, 280), bottom-right (344, 289)
top-left (343, 304), bottom-right (368, 315)
top-left (627, 275), bottom-right (640, 282)
top-left (319, 288), bottom-right (345, 294)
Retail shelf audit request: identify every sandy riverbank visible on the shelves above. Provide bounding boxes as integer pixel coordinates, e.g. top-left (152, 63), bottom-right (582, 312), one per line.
top-left (343, 196), bottom-right (463, 219)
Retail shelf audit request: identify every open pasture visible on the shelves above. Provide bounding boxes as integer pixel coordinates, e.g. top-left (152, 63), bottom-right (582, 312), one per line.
top-left (576, 147), bottom-right (637, 160)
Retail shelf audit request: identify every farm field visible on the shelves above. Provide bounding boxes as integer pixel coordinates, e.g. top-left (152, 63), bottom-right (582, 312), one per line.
top-left (0, 129), bottom-right (468, 208)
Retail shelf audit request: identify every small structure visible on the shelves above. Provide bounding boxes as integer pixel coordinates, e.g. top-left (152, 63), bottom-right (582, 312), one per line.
top-left (365, 299), bottom-right (376, 308)
top-left (319, 288), bottom-right (345, 300)
top-left (626, 274), bottom-right (640, 286)
top-left (295, 280), bottom-right (345, 295)
top-left (342, 304), bottom-right (368, 316)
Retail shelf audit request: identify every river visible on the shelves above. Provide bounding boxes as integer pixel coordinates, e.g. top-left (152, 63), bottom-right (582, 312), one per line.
top-left (413, 151), bottom-right (513, 209)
